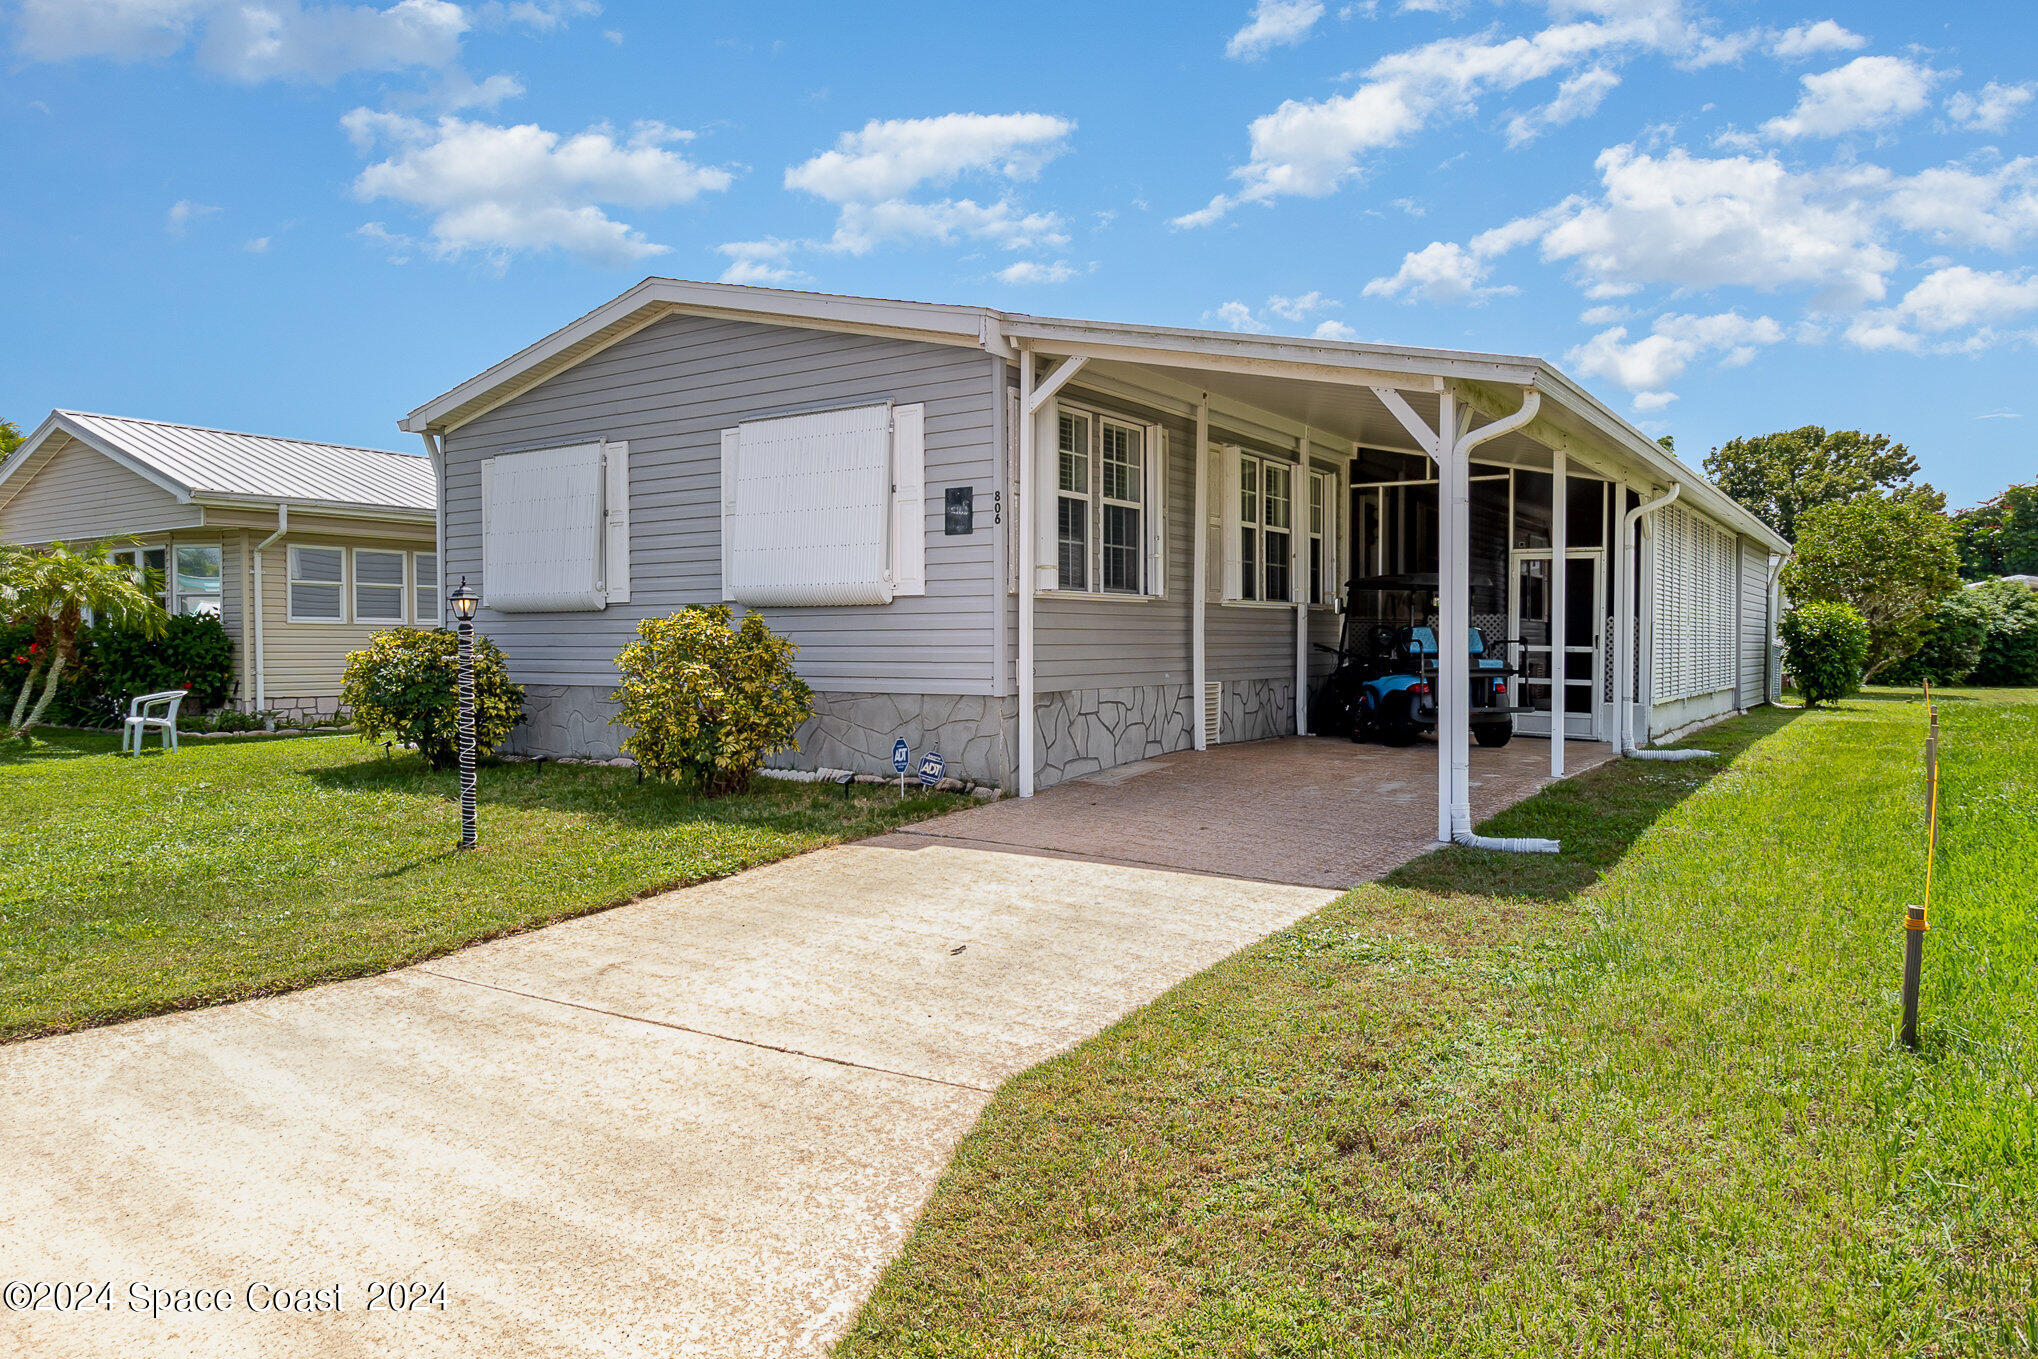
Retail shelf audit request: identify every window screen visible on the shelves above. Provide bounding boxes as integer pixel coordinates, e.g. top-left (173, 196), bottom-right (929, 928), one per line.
top-left (289, 546), bottom-right (345, 622)
top-left (354, 549), bottom-right (407, 623)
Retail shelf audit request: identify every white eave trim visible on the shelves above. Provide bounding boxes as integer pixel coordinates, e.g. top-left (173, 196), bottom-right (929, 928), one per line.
top-left (191, 492), bottom-right (436, 524)
top-left (0, 412), bottom-right (196, 508)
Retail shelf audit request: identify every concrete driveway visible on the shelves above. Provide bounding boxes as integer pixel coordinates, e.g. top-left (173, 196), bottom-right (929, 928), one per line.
top-left (1, 841), bottom-right (1330, 1359)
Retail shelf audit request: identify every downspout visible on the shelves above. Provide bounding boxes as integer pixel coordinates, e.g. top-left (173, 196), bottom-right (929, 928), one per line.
top-left (1615, 483), bottom-right (1712, 761)
top-left (419, 430), bottom-right (445, 626)
top-left (252, 503), bottom-right (288, 712)
top-left (1449, 388), bottom-right (1558, 854)
top-left (1765, 545), bottom-right (1793, 705)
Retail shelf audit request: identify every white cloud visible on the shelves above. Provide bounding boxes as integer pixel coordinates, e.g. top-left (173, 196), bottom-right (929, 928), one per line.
top-left (1225, 0), bottom-right (1325, 60)
top-left (996, 259), bottom-right (1081, 284)
top-left (783, 112), bottom-right (1073, 256)
top-left (1568, 310), bottom-right (1783, 392)
top-left (343, 110), bottom-right (733, 266)
top-left (165, 198), bottom-right (219, 233)
top-left (1766, 20), bottom-right (1866, 62)
top-left (1210, 301), bottom-right (1271, 333)
top-left (1504, 65), bottom-right (1620, 146)
top-left (1267, 290), bottom-right (1337, 319)
top-left (13, 0), bottom-right (589, 83)
top-left (1632, 390), bottom-right (1678, 412)
top-left (1579, 303), bottom-right (1631, 325)
top-left (242, 235), bottom-right (271, 252)
top-left (1760, 55), bottom-right (1941, 141)
top-left (1363, 240), bottom-right (1515, 303)
top-left (1313, 319), bottom-right (1360, 340)
top-left (1884, 157), bottom-right (2038, 252)
top-left (715, 239), bottom-right (802, 286)
top-left (1947, 82), bottom-right (2036, 134)
top-left (1845, 265), bottom-right (2038, 351)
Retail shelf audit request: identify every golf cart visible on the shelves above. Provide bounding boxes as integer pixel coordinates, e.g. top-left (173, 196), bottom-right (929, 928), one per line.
top-left (1312, 573), bottom-right (1516, 747)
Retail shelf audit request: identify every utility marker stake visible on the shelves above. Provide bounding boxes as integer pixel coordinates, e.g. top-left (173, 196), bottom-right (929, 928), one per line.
top-left (1901, 904), bottom-right (1928, 1051)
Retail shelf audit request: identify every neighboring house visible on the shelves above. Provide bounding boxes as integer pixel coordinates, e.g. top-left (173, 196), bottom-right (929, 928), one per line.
top-left (0, 410), bottom-right (437, 718)
top-left (400, 278), bottom-right (1788, 821)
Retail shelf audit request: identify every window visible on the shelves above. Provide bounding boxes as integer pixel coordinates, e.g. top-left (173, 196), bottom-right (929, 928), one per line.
top-left (353, 549), bottom-right (407, 624)
top-left (482, 440), bottom-right (631, 613)
top-left (174, 545), bottom-right (222, 616)
top-left (1056, 411), bottom-right (1089, 591)
top-left (1035, 399), bottom-right (1165, 598)
top-left (1309, 470), bottom-right (1333, 606)
top-left (289, 545), bottom-right (345, 623)
top-left (720, 407), bottom-right (921, 606)
top-left (108, 547), bottom-right (168, 600)
top-left (413, 552), bottom-right (440, 624)
top-left (1226, 449), bottom-right (1301, 603)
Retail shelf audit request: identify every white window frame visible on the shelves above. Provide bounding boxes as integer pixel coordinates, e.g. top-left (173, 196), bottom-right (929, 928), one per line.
top-left (1223, 448), bottom-right (1301, 605)
top-left (412, 551), bottom-right (441, 625)
top-left (173, 543), bottom-right (224, 618)
top-left (352, 548), bottom-right (409, 626)
top-left (1041, 398), bottom-right (1167, 600)
top-left (287, 544), bottom-right (348, 624)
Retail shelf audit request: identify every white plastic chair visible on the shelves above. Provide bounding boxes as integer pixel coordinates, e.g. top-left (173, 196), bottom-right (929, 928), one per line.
top-left (123, 690), bottom-right (187, 756)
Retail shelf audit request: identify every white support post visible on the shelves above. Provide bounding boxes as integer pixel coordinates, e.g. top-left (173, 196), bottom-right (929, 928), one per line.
top-left (1437, 390), bottom-right (1462, 844)
top-left (1550, 449), bottom-right (1567, 778)
top-left (1191, 398), bottom-right (1209, 751)
top-left (1017, 348), bottom-right (1037, 797)
top-left (1295, 428), bottom-right (1311, 737)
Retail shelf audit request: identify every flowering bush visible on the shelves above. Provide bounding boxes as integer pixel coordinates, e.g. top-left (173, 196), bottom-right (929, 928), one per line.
top-left (341, 627), bottom-right (525, 768)
top-left (611, 605), bottom-right (813, 794)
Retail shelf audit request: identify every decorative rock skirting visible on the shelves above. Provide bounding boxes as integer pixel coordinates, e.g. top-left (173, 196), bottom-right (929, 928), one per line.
top-left (506, 685), bottom-right (627, 760)
top-left (1032, 684), bottom-right (1197, 789)
top-left (768, 692), bottom-right (1014, 789)
top-left (1221, 678), bottom-right (1294, 746)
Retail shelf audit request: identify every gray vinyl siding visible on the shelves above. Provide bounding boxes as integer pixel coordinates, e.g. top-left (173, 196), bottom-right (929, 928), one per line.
top-left (1737, 536), bottom-right (1771, 708)
top-left (0, 433), bottom-right (202, 544)
top-left (442, 314), bottom-right (1002, 695)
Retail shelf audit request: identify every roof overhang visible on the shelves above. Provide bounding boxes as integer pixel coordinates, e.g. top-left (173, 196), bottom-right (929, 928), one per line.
top-left (0, 411), bottom-right (195, 513)
top-left (191, 491), bottom-right (436, 524)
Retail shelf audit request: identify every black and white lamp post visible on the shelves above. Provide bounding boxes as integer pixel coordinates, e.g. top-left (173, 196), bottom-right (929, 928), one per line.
top-left (449, 577), bottom-right (480, 851)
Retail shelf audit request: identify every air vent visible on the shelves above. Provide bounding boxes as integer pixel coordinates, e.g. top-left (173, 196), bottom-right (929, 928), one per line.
top-left (1203, 681), bottom-right (1223, 747)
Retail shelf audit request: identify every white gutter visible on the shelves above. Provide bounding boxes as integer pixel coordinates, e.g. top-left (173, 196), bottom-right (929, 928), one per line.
top-left (251, 503), bottom-right (288, 711)
top-left (1614, 484), bottom-right (1713, 761)
top-left (1448, 390), bottom-right (1559, 853)
top-left (419, 432), bottom-right (445, 633)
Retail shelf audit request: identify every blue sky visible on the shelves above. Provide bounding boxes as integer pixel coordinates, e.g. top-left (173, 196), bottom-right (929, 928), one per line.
top-left (3, 0), bottom-right (2033, 507)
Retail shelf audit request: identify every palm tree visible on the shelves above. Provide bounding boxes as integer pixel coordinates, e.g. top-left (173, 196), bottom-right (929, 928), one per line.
top-left (2, 540), bottom-right (167, 738)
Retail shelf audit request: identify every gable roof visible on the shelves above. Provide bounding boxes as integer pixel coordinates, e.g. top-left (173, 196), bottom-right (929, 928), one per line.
top-left (398, 276), bottom-right (1786, 554)
top-left (0, 410), bottom-right (434, 519)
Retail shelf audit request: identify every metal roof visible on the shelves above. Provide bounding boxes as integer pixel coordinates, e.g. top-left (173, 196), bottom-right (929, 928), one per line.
top-left (21, 410), bottom-right (434, 514)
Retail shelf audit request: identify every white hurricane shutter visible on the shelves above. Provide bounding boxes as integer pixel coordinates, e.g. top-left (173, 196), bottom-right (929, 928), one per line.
top-left (1220, 445), bottom-right (1244, 600)
top-left (1033, 397), bottom-right (1060, 592)
top-left (891, 402), bottom-right (926, 597)
top-left (1145, 423), bottom-right (1168, 598)
top-left (720, 428), bottom-right (741, 601)
top-left (604, 441), bottom-right (630, 605)
top-left (482, 443), bottom-right (606, 612)
top-left (725, 403), bottom-right (895, 607)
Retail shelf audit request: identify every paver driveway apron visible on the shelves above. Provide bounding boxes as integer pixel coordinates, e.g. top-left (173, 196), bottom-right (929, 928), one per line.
top-left (1, 840), bottom-right (1331, 1359)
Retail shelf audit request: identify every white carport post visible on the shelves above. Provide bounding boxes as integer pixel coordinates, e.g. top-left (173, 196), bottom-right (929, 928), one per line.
top-left (1550, 448), bottom-right (1567, 778)
top-left (1295, 428), bottom-right (1312, 737)
top-left (1016, 346), bottom-right (1088, 798)
top-left (1191, 398), bottom-right (1210, 751)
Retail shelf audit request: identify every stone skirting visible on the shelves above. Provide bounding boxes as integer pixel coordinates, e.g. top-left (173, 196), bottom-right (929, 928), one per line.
top-left (1220, 677), bottom-right (1294, 745)
top-left (505, 684), bottom-right (627, 760)
top-left (1032, 684), bottom-right (1197, 790)
top-left (236, 695), bottom-right (342, 721)
top-left (769, 692), bottom-right (1015, 789)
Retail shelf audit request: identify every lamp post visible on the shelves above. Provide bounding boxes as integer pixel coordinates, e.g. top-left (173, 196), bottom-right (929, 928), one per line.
top-left (449, 577), bottom-right (479, 851)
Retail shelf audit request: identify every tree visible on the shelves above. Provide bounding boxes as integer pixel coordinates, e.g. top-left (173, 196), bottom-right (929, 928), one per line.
top-left (1951, 481), bottom-right (2038, 581)
top-left (1, 541), bottom-right (168, 737)
top-left (0, 421), bottom-right (22, 458)
top-left (1780, 493), bottom-right (1962, 680)
top-left (1705, 426), bottom-right (1933, 542)
top-left (1968, 580), bottom-right (2038, 687)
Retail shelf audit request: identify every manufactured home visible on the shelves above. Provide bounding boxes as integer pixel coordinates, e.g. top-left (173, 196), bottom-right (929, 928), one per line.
top-left (400, 279), bottom-right (1787, 839)
top-left (0, 410), bottom-right (437, 718)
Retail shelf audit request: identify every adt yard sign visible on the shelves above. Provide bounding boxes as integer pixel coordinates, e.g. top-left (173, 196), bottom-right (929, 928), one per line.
top-left (917, 750), bottom-right (946, 787)
top-left (892, 739), bottom-right (909, 773)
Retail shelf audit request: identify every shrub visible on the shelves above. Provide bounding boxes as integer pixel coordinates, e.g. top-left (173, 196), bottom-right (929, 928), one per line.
top-left (1780, 601), bottom-right (1870, 707)
top-left (611, 605), bottom-right (813, 794)
top-left (1880, 591), bottom-right (1990, 686)
top-left (1969, 580), bottom-right (2038, 687)
top-left (0, 612), bottom-right (234, 726)
top-left (341, 627), bottom-right (525, 768)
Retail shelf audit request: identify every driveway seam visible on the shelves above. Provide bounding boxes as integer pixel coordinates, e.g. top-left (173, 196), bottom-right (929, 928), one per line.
top-left (413, 965), bottom-right (997, 1094)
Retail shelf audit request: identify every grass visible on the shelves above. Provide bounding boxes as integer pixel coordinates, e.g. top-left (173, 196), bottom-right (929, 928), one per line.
top-left (838, 688), bottom-right (2038, 1358)
top-left (0, 729), bottom-right (965, 1041)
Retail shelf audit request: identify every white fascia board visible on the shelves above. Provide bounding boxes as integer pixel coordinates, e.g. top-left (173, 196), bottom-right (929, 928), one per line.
top-left (5, 412), bottom-right (197, 506)
top-left (1054, 363), bottom-right (1357, 457)
top-left (191, 492), bottom-right (436, 524)
top-left (402, 277), bottom-right (997, 436)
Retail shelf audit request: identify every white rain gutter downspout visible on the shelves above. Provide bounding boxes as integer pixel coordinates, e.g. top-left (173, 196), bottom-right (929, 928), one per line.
top-left (419, 431), bottom-right (445, 625)
top-left (1448, 388), bottom-right (1559, 854)
top-left (251, 503), bottom-right (288, 712)
top-left (1765, 545), bottom-right (1793, 705)
top-left (1615, 483), bottom-right (1713, 762)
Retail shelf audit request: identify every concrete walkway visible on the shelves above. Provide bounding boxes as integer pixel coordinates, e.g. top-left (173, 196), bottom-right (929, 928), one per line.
top-left (1, 843), bottom-right (1331, 1359)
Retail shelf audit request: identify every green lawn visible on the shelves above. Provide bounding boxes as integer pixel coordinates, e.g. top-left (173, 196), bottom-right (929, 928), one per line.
top-left (0, 730), bottom-right (964, 1041)
top-left (840, 689), bottom-right (2038, 1358)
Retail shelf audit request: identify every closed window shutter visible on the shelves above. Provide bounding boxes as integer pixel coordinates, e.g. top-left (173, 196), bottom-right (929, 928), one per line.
top-left (891, 403), bottom-right (926, 597)
top-left (1145, 423), bottom-right (1168, 598)
top-left (604, 441), bottom-right (630, 605)
top-left (724, 403), bottom-right (895, 607)
top-left (720, 428), bottom-right (740, 601)
top-left (482, 443), bottom-right (607, 612)
top-left (1220, 444), bottom-right (1244, 600)
top-left (1033, 397), bottom-right (1060, 592)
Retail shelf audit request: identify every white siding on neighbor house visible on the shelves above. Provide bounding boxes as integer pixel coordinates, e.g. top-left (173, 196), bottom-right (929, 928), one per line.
top-left (441, 313), bottom-right (1002, 695)
top-left (1738, 536), bottom-right (1772, 709)
top-left (0, 433), bottom-right (202, 544)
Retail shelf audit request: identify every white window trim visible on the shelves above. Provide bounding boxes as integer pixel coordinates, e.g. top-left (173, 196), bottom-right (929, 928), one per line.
top-left (1308, 465), bottom-right (1342, 609)
top-left (1223, 447), bottom-right (1302, 606)
top-left (1039, 398), bottom-right (1168, 600)
top-left (287, 543), bottom-right (349, 625)
top-left (352, 547), bottom-right (410, 626)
